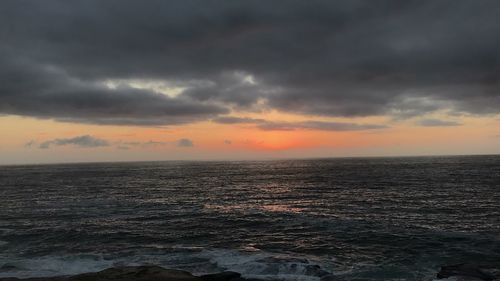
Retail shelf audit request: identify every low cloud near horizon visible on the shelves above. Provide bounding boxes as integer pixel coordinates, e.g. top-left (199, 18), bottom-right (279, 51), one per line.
top-left (212, 117), bottom-right (388, 131)
top-left (177, 138), bottom-right (194, 147)
top-left (38, 135), bottom-right (110, 149)
top-left (29, 136), bottom-right (196, 150)
top-left (417, 119), bottom-right (463, 127)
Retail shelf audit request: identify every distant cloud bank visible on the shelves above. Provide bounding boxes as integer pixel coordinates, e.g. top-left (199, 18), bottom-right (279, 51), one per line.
top-left (39, 135), bottom-right (110, 149)
top-left (30, 136), bottom-right (195, 150)
top-left (177, 139), bottom-right (194, 147)
top-left (417, 119), bottom-right (462, 127)
top-left (213, 117), bottom-right (387, 131)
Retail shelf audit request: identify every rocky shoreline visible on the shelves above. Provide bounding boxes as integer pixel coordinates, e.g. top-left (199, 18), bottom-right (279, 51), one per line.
top-left (0, 266), bottom-right (253, 281)
top-left (436, 263), bottom-right (500, 281)
top-left (2, 263), bottom-right (500, 281)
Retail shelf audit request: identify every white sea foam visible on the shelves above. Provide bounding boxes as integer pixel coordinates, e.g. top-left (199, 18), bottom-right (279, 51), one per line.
top-left (0, 249), bottom-right (336, 281)
top-left (0, 251), bottom-right (213, 279)
top-left (0, 249), bottom-right (444, 281)
top-left (0, 255), bottom-right (115, 278)
top-left (198, 249), bottom-right (333, 281)
top-left (5, 249), bottom-right (447, 281)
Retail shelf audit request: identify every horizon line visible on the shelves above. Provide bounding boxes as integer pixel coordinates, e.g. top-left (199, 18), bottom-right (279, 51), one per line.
top-left (1, 152), bottom-right (499, 167)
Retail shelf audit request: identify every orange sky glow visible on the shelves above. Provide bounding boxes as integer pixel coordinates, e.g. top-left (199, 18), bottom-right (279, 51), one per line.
top-left (1, 111), bottom-right (499, 165)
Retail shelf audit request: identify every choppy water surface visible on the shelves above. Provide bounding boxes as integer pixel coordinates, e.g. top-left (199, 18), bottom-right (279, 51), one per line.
top-left (1, 156), bottom-right (499, 280)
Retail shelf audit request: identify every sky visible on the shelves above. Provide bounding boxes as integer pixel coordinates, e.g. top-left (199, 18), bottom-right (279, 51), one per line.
top-left (1, 0), bottom-right (500, 164)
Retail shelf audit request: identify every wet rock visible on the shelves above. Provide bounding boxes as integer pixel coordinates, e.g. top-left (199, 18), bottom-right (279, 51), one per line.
top-left (437, 263), bottom-right (500, 280)
top-left (0, 276), bottom-right (67, 281)
top-left (256, 257), bottom-right (309, 264)
top-left (304, 264), bottom-right (330, 277)
top-left (319, 274), bottom-right (338, 281)
top-left (254, 256), bottom-right (329, 277)
top-left (0, 266), bottom-right (202, 281)
top-left (200, 271), bottom-right (241, 281)
top-left (230, 278), bottom-right (266, 281)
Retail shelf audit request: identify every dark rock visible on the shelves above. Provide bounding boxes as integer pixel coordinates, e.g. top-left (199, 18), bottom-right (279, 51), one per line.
top-left (319, 274), bottom-right (338, 281)
top-left (229, 278), bottom-right (266, 281)
top-left (256, 257), bottom-right (309, 264)
top-left (0, 266), bottom-right (202, 281)
top-left (231, 277), bottom-right (266, 281)
top-left (200, 271), bottom-right (241, 281)
top-left (437, 263), bottom-right (500, 281)
top-left (304, 264), bottom-right (330, 277)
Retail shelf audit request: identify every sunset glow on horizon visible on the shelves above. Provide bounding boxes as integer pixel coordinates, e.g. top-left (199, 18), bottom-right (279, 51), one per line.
top-left (2, 111), bottom-right (499, 164)
top-left (1, 1), bottom-right (500, 164)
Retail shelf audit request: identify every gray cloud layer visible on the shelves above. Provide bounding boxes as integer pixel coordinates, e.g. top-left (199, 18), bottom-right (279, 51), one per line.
top-left (39, 135), bottom-right (110, 149)
top-left (1, 0), bottom-right (500, 125)
top-left (212, 116), bottom-right (387, 131)
top-left (417, 119), bottom-right (462, 127)
top-left (35, 136), bottom-right (195, 149)
top-left (258, 121), bottom-right (387, 131)
top-left (177, 138), bottom-right (194, 147)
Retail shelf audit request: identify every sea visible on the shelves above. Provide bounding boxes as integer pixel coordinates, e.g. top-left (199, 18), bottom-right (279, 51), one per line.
top-left (1, 155), bottom-right (499, 281)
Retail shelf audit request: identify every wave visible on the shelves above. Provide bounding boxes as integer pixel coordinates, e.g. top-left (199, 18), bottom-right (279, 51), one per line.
top-left (0, 247), bottom-right (448, 281)
top-left (0, 255), bottom-right (115, 278)
top-left (0, 248), bottom-right (335, 281)
top-left (200, 249), bottom-right (332, 281)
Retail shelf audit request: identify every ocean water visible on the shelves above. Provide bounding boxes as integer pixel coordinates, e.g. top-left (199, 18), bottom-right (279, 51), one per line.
top-left (1, 156), bottom-right (499, 281)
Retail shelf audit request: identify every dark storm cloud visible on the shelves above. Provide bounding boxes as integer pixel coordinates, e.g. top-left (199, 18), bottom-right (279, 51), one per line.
top-left (39, 135), bottom-right (110, 149)
top-left (417, 119), bottom-right (462, 127)
top-left (0, 57), bottom-right (227, 126)
top-left (212, 116), bottom-right (387, 131)
top-left (1, 0), bottom-right (500, 125)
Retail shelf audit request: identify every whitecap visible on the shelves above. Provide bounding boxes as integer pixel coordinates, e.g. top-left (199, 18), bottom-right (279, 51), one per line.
top-left (198, 249), bottom-right (333, 281)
